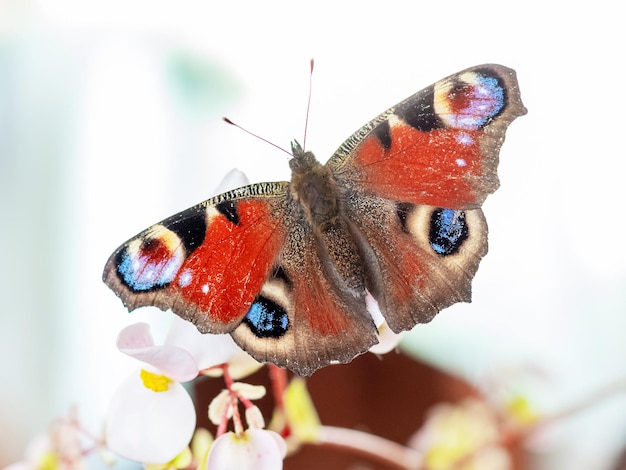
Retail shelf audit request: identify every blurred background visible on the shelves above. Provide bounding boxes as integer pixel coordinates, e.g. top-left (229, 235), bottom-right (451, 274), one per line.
top-left (1, 1), bottom-right (625, 468)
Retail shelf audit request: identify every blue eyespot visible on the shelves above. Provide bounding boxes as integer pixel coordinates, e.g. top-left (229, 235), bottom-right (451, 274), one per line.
top-left (459, 75), bottom-right (505, 129)
top-left (437, 73), bottom-right (506, 130)
top-left (429, 209), bottom-right (468, 256)
top-left (117, 244), bottom-right (182, 291)
top-left (244, 296), bottom-right (289, 338)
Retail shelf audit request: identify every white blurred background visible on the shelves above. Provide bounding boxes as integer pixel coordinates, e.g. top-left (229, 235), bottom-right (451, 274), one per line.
top-left (1, 1), bottom-right (625, 468)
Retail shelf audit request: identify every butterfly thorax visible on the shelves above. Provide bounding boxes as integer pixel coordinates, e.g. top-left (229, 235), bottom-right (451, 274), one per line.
top-left (289, 140), bottom-right (341, 228)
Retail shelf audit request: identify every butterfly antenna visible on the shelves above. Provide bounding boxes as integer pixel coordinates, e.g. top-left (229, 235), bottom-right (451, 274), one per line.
top-left (302, 58), bottom-right (314, 151)
top-left (222, 117), bottom-right (293, 158)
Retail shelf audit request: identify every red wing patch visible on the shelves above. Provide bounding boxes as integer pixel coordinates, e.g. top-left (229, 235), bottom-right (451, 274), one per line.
top-left (331, 65), bottom-right (525, 210)
top-left (104, 192), bottom-right (288, 334)
top-left (353, 123), bottom-right (485, 208)
top-left (174, 200), bottom-right (287, 325)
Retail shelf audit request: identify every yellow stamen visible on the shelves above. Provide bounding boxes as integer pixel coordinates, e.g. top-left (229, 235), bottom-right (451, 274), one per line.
top-left (506, 394), bottom-right (538, 426)
top-left (37, 451), bottom-right (59, 470)
top-left (140, 369), bottom-right (173, 392)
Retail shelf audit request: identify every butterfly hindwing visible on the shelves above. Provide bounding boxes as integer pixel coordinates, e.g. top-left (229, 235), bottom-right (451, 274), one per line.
top-left (231, 210), bottom-right (378, 376)
top-left (345, 194), bottom-right (488, 332)
top-left (103, 183), bottom-right (290, 334)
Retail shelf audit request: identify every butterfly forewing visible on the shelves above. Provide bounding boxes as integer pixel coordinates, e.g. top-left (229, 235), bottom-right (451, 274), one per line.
top-left (328, 64), bottom-right (526, 208)
top-left (103, 183), bottom-right (290, 334)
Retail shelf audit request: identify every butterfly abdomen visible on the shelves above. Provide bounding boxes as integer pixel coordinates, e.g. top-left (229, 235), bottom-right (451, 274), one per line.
top-left (289, 149), bottom-right (367, 298)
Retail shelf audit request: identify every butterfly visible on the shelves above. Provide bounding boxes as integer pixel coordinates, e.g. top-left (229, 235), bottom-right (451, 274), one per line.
top-left (103, 64), bottom-right (526, 376)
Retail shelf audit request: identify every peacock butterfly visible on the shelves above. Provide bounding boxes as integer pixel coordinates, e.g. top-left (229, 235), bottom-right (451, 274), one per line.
top-left (103, 64), bottom-right (526, 376)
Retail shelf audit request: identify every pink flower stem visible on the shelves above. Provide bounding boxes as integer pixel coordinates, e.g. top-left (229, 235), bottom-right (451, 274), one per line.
top-left (316, 425), bottom-right (422, 470)
top-left (216, 404), bottom-right (230, 437)
top-left (268, 364), bottom-right (291, 437)
top-left (268, 364), bottom-right (288, 409)
top-left (233, 392), bottom-right (254, 410)
top-left (533, 376), bottom-right (626, 431)
top-left (221, 364), bottom-right (234, 388)
top-left (230, 394), bottom-right (244, 436)
top-left (217, 364), bottom-right (248, 436)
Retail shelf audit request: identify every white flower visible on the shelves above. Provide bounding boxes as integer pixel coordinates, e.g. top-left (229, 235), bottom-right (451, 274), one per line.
top-left (106, 369), bottom-right (196, 464)
top-left (411, 398), bottom-right (511, 470)
top-left (106, 317), bottom-right (242, 464)
top-left (205, 429), bottom-right (286, 470)
top-left (6, 413), bottom-right (86, 470)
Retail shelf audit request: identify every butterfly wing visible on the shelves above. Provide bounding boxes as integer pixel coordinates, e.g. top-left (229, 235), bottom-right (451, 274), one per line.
top-left (346, 196), bottom-right (489, 332)
top-left (103, 182), bottom-right (377, 376)
top-left (329, 64), bottom-right (526, 208)
top-left (230, 203), bottom-right (378, 376)
top-left (103, 183), bottom-right (291, 334)
top-left (328, 64), bottom-right (526, 332)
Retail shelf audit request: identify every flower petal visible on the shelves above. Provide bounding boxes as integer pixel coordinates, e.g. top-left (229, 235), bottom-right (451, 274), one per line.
top-left (117, 323), bottom-right (198, 382)
top-left (364, 294), bottom-right (404, 354)
top-left (205, 429), bottom-right (286, 470)
top-left (225, 349), bottom-right (264, 380)
top-left (369, 321), bottom-right (404, 355)
top-left (106, 370), bottom-right (196, 464)
top-left (231, 382), bottom-right (266, 400)
top-left (211, 169), bottom-right (249, 195)
top-left (365, 291), bottom-right (385, 327)
top-left (202, 349), bottom-right (263, 380)
top-left (4, 463), bottom-right (34, 470)
top-left (208, 390), bottom-right (232, 426)
top-left (164, 316), bottom-right (241, 370)
top-left (411, 398), bottom-right (505, 469)
top-left (191, 428), bottom-right (213, 469)
top-left (23, 434), bottom-right (51, 464)
top-left (170, 446), bottom-right (193, 469)
top-left (244, 406), bottom-right (265, 430)
top-left (116, 322), bottom-right (155, 349)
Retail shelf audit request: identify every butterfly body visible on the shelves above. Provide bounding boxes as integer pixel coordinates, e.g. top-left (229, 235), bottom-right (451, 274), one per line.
top-left (104, 64), bottom-right (526, 376)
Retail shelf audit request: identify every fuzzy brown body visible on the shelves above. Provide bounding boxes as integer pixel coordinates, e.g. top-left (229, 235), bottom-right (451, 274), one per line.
top-left (289, 145), bottom-right (367, 298)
